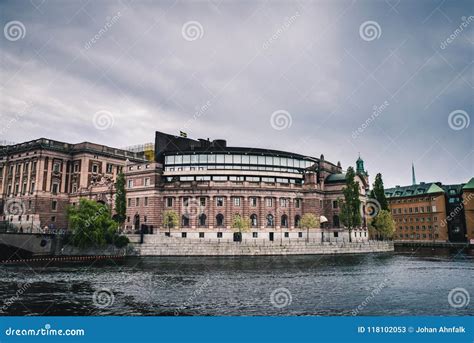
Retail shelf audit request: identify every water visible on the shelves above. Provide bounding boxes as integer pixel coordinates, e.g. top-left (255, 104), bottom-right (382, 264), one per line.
top-left (0, 248), bottom-right (473, 316)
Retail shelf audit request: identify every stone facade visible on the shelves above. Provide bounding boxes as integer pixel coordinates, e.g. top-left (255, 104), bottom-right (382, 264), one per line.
top-left (123, 131), bottom-right (370, 242)
top-left (0, 139), bottom-right (146, 231)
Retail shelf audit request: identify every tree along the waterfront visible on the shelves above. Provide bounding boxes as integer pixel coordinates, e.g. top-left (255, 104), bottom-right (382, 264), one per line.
top-left (369, 209), bottom-right (395, 240)
top-left (114, 172), bottom-right (127, 229)
top-left (339, 167), bottom-right (362, 243)
top-left (163, 210), bottom-right (179, 235)
top-left (67, 198), bottom-right (129, 248)
top-left (299, 213), bottom-right (320, 242)
top-left (369, 173), bottom-right (389, 211)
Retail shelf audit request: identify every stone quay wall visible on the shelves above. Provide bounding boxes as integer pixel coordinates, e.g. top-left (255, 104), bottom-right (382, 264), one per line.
top-left (127, 234), bottom-right (394, 256)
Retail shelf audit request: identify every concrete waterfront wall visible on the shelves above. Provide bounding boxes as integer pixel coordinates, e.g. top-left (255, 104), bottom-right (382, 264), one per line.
top-left (128, 235), bottom-right (394, 256)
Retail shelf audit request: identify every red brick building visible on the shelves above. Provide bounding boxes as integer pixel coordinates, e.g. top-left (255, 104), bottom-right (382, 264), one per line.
top-left (123, 131), bottom-right (370, 242)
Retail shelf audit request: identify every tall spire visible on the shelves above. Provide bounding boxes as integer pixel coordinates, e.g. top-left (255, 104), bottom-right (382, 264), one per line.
top-left (412, 162), bottom-right (416, 185)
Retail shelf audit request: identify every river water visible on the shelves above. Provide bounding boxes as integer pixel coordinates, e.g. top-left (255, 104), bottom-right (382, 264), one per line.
top-left (0, 247), bottom-right (472, 316)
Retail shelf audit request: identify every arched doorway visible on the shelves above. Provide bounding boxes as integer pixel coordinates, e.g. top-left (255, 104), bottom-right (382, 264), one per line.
top-left (216, 213), bottom-right (224, 227)
top-left (250, 214), bottom-right (258, 227)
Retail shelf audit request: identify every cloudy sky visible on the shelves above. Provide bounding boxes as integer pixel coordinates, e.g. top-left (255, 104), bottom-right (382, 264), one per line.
top-left (1, 0), bottom-right (472, 187)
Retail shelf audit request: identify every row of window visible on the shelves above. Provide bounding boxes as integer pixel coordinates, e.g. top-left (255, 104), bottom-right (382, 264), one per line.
top-left (399, 234), bottom-right (439, 239)
top-left (164, 154), bottom-right (313, 169)
top-left (164, 197), bottom-right (302, 208)
top-left (164, 165), bottom-right (304, 174)
top-left (391, 206), bottom-right (435, 214)
top-left (127, 178), bottom-right (151, 188)
top-left (397, 225), bottom-right (439, 231)
top-left (394, 216), bottom-right (437, 223)
top-left (165, 175), bottom-right (303, 183)
top-left (176, 213), bottom-right (300, 228)
top-left (128, 197), bottom-right (149, 207)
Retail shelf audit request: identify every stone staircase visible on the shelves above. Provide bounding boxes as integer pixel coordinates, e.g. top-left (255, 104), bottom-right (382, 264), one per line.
top-left (129, 235), bottom-right (393, 256)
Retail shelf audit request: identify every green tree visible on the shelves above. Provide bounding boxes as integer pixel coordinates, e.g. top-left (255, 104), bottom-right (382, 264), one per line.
top-left (67, 198), bottom-right (119, 248)
top-left (299, 213), bottom-right (319, 242)
top-left (231, 214), bottom-right (250, 241)
top-left (339, 167), bottom-right (362, 242)
top-left (114, 172), bottom-right (127, 228)
top-left (162, 210), bottom-right (179, 234)
top-left (369, 209), bottom-right (395, 240)
top-left (369, 173), bottom-right (388, 211)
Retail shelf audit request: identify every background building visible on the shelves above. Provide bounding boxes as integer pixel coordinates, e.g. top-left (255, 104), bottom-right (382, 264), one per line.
top-left (385, 177), bottom-right (474, 243)
top-left (0, 139), bottom-right (145, 231)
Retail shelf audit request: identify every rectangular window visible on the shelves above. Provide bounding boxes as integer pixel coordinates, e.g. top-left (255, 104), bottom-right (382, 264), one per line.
top-left (213, 176), bottom-right (227, 182)
top-left (183, 197), bottom-right (189, 207)
top-left (52, 183), bottom-right (59, 194)
top-left (295, 199), bottom-right (301, 208)
top-left (266, 198), bottom-right (273, 207)
top-left (127, 198), bottom-right (132, 207)
top-left (144, 178), bottom-right (150, 186)
top-left (136, 198), bottom-right (140, 206)
top-left (216, 197), bottom-right (224, 207)
top-left (233, 197), bottom-right (241, 206)
top-left (106, 164), bottom-right (113, 173)
top-left (166, 198), bottom-right (173, 207)
top-left (128, 180), bottom-right (134, 188)
top-left (199, 232), bottom-right (205, 238)
top-left (280, 198), bottom-right (287, 207)
top-left (298, 232), bottom-right (303, 238)
top-left (252, 232), bottom-right (258, 238)
top-left (92, 164), bottom-right (98, 173)
top-left (217, 232), bottom-right (223, 238)
top-left (30, 182), bottom-right (35, 193)
top-left (334, 232), bottom-right (339, 237)
top-left (144, 197), bottom-right (148, 206)
top-left (182, 232), bottom-right (187, 238)
top-left (51, 200), bottom-right (57, 211)
top-left (200, 197), bottom-right (206, 206)
top-left (284, 232), bottom-right (289, 238)
top-left (250, 197), bottom-right (257, 207)
top-left (51, 216), bottom-right (56, 222)
top-left (332, 200), bottom-right (338, 209)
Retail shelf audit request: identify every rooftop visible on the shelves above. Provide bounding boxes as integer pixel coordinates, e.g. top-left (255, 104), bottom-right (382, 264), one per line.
top-left (385, 182), bottom-right (445, 198)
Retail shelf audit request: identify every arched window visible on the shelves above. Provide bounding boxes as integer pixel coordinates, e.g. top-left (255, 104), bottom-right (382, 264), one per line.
top-left (281, 214), bottom-right (288, 228)
top-left (266, 214), bottom-right (274, 228)
top-left (333, 215), bottom-right (340, 228)
top-left (250, 214), bottom-right (258, 227)
top-left (295, 215), bottom-right (301, 228)
top-left (199, 213), bottom-right (207, 227)
top-left (181, 215), bottom-right (190, 227)
top-left (216, 213), bottom-right (224, 227)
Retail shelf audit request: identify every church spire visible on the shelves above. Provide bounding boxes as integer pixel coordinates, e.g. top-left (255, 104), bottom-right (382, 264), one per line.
top-left (412, 162), bottom-right (416, 185)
